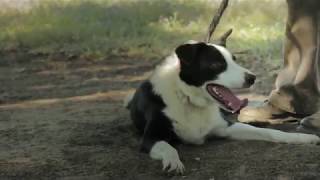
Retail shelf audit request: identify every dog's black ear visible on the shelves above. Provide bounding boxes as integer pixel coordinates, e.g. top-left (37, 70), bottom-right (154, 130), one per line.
top-left (175, 42), bottom-right (207, 65)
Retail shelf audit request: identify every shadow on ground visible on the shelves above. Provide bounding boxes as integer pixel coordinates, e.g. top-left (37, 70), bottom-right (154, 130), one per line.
top-left (0, 52), bottom-right (319, 180)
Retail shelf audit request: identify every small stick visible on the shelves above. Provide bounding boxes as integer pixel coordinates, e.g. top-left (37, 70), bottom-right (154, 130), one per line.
top-left (205, 0), bottom-right (229, 43)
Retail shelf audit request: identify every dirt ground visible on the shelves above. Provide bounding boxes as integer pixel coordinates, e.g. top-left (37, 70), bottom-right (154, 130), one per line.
top-left (0, 51), bottom-right (319, 180)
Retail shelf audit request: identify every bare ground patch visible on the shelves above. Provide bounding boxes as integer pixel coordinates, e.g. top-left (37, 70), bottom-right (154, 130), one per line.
top-left (0, 53), bottom-right (319, 180)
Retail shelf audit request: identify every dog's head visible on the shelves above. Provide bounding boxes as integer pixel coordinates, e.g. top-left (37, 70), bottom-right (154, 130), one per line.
top-left (175, 41), bottom-right (255, 112)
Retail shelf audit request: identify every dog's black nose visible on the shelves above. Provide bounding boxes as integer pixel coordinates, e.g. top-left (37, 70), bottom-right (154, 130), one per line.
top-left (245, 73), bottom-right (256, 86)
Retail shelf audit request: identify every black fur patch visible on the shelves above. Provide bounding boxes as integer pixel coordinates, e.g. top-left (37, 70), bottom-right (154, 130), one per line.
top-left (128, 43), bottom-right (230, 154)
top-left (176, 42), bottom-right (227, 87)
top-left (129, 81), bottom-right (179, 153)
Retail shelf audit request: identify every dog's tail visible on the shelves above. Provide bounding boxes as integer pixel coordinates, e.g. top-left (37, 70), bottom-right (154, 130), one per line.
top-left (123, 92), bottom-right (134, 109)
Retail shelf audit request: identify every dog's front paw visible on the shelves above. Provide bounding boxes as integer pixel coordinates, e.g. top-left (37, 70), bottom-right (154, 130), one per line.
top-left (150, 141), bottom-right (185, 174)
top-left (297, 134), bottom-right (320, 144)
top-left (162, 157), bottom-right (185, 174)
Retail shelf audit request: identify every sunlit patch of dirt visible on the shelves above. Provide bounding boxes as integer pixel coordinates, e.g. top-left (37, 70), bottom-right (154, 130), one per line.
top-left (0, 53), bottom-right (319, 180)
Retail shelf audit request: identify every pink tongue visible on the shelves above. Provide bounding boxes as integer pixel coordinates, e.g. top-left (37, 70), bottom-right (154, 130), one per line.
top-left (218, 87), bottom-right (248, 113)
top-left (207, 84), bottom-right (248, 113)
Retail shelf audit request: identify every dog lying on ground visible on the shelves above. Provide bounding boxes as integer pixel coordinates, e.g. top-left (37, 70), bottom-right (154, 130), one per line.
top-left (124, 41), bottom-right (320, 174)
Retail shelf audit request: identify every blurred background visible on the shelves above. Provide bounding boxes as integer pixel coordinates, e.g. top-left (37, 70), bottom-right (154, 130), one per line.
top-left (0, 0), bottom-right (286, 59)
top-left (0, 0), bottom-right (287, 94)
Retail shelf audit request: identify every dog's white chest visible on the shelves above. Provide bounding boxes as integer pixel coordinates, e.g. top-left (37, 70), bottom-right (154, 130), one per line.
top-left (164, 104), bottom-right (227, 145)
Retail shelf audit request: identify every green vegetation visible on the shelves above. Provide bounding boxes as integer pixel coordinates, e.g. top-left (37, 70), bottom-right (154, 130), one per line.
top-left (0, 0), bottom-right (286, 61)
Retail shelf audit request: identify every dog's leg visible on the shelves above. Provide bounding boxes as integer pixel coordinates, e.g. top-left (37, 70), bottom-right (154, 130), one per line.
top-left (140, 111), bottom-right (184, 174)
top-left (220, 123), bottom-right (320, 144)
top-left (141, 138), bottom-right (184, 173)
top-left (149, 141), bottom-right (184, 173)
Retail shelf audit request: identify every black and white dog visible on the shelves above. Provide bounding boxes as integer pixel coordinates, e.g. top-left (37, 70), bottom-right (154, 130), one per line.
top-left (124, 41), bottom-right (320, 173)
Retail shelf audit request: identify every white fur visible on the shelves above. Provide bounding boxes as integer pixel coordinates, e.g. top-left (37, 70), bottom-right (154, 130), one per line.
top-left (150, 141), bottom-right (185, 173)
top-left (149, 43), bottom-right (320, 145)
top-left (220, 123), bottom-right (320, 144)
top-left (145, 41), bottom-right (320, 173)
top-left (123, 92), bottom-right (134, 108)
top-left (205, 44), bottom-right (254, 89)
top-left (150, 53), bottom-right (228, 145)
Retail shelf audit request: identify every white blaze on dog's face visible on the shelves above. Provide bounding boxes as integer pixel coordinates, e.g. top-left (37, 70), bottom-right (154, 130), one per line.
top-left (175, 41), bottom-right (256, 112)
top-left (207, 44), bottom-right (255, 89)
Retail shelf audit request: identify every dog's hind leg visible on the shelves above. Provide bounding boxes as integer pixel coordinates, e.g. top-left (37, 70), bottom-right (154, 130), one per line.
top-left (220, 123), bottom-right (320, 144)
